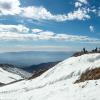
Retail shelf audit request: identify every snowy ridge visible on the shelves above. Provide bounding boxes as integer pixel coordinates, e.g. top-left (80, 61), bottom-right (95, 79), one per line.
top-left (0, 53), bottom-right (100, 100)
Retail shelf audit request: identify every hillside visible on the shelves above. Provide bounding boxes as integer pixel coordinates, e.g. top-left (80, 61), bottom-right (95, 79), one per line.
top-left (0, 64), bottom-right (32, 85)
top-left (0, 53), bottom-right (99, 100)
top-left (0, 64), bottom-right (32, 78)
top-left (22, 61), bottom-right (60, 79)
top-left (0, 66), bottom-right (22, 85)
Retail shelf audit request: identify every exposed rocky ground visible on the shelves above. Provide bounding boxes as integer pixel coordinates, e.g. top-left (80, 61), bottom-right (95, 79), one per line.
top-left (75, 67), bottom-right (100, 83)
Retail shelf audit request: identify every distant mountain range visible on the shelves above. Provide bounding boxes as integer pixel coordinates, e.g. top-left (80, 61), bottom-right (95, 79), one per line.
top-left (23, 61), bottom-right (60, 79)
top-left (0, 51), bottom-right (74, 83)
top-left (22, 61), bottom-right (60, 73)
top-left (0, 51), bottom-right (74, 66)
top-left (0, 64), bottom-right (32, 86)
top-left (0, 64), bottom-right (32, 79)
top-left (0, 64), bottom-right (23, 85)
top-left (0, 61), bottom-right (60, 86)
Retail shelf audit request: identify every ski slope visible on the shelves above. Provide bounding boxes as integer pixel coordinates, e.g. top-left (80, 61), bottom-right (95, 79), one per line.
top-left (0, 53), bottom-right (100, 100)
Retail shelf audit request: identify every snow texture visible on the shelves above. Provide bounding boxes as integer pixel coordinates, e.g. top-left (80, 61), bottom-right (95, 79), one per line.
top-left (0, 53), bottom-right (100, 100)
top-left (0, 67), bottom-right (23, 84)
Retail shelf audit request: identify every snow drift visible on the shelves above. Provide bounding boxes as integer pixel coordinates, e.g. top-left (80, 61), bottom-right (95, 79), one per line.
top-left (0, 53), bottom-right (100, 100)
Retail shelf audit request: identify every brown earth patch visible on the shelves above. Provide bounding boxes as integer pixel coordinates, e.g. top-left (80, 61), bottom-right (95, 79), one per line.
top-left (74, 67), bottom-right (100, 83)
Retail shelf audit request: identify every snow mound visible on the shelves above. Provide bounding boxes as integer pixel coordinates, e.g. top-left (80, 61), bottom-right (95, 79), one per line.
top-left (0, 53), bottom-right (100, 100)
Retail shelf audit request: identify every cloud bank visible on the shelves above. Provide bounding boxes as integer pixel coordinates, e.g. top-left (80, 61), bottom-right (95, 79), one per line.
top-left (0, 24), bottom-right (99, 43)
top-left (0, 0), bottom-right (93, 22)
top-left (0, 0), bottom-right (21, 15)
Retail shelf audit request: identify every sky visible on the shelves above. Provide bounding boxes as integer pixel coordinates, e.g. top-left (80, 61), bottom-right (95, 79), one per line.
top-left (0, 0), bottom-right (100, 52)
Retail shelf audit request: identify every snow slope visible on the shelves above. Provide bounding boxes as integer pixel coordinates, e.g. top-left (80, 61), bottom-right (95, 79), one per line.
top-left (1, 65), bottom-right (32, 78)
top-left (0, 53), bottom-right (100, 100)
top-left (0, 67), bottom-right (23, 84)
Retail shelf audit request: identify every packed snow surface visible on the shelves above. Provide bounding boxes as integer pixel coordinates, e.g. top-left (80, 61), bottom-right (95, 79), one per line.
top-left (0, 53), bottom-right (100, 100)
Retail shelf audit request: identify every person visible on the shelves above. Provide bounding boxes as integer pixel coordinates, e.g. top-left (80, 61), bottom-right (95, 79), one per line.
top-left (83, 48), bottom-right (86, 53)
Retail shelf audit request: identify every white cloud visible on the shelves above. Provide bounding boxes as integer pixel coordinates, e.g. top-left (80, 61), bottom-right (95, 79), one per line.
top-left (0, 32), bottom-right (38, 40)
top-left (54, 34), bottom-right (92, 42)
top-left (1, 0), bottom-right (100, 22)
top-left (0, 0), bottom-right (21, 15)
top-left (0, 45), bottom-right (69, 52)
top-left (37, 31), bottom-right (55, 40)
top-left (65, 8), bottom-right (90, 20)
top-left (32, 29), bottom-right (43, 33)
top-left (89, 25), bottom-right (94, 32)
top-left (0, 24), bottom-right (29, 33)
top-left (54, 34), bottom-right (100, 42)
top-left (0, 0), bottom-right (91, 21)
top-left (75, 0), bottom-right (97, 17)
top-left (21, 7), bottom-right (90, 21)
top-left (78, 0), bottom-right (88, 4)
top-left (75, 2), bottom-right (82, 7)
top-left (0, 24), bottom-right (99, 43)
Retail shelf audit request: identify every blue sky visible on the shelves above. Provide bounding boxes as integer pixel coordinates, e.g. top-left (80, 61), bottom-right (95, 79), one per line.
top-left (0, 0), bottom-right (100, 52)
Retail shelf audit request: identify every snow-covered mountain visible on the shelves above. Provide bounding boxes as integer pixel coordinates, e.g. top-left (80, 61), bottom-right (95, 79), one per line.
top-left (0, 67), bottom-right (22, 85)
top-left (0, 53), bottom-right (100, 100)
top-left (0, 64), bottom-right (32, 85)
top-left (0, 64), bottom-right (32, 78)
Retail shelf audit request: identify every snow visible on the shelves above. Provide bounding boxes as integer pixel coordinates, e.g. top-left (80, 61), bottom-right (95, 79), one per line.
top-left (0, 53), bottom-right (100, 100)
top-left (0, 67), bottom-right (23, 84)
top-left (1, 66), bottom-right (32, 78)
